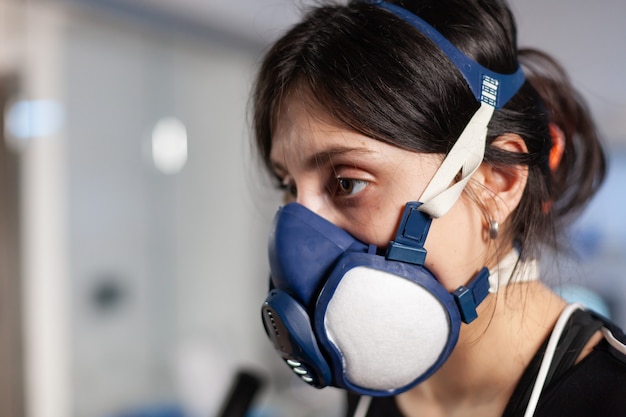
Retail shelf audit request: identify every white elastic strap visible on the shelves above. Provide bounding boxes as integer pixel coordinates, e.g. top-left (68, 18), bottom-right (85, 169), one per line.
top-left (353, 395), bottom-right (372, 417)
top-left (523, 303), bottom-right (583, 417)
top-left (601, 327), bottom-right (626, 355)
top-left (419, 102), bottom-right (495, 218)
top-left (488, 249), bottom-right (540, 293)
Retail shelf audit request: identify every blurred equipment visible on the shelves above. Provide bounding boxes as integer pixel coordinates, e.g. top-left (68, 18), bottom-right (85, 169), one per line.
top-left (216, 369), bottom-right (265, 417)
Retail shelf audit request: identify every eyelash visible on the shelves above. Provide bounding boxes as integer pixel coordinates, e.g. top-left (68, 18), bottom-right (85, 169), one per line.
top-left (274, 172), bottom-right (370, 201)
top-left (331, 177), bottom-right (368, 197)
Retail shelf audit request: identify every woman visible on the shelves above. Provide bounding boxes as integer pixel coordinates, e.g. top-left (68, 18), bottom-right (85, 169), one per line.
top-left (252, 1), bottom-right (626, 416)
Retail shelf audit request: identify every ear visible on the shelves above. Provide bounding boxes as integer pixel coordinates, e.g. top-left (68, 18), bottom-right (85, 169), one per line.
top-left (474, 134), bottom-right (529, 224)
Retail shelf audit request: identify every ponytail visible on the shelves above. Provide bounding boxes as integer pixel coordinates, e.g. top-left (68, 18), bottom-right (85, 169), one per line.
top-left (519, 48), bottom-right (606, 223)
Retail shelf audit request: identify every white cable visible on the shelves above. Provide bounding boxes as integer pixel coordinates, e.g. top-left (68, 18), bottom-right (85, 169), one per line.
top-left (419, 102), bottom-right (495, 219)
top-left (523, 303), bottom-right (583, 417)
top-left (353, 395), bottom-right (372, 417)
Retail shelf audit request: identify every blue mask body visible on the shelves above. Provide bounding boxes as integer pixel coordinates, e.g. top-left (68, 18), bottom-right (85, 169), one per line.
top-left (262, 202), bottom-right (489, 396)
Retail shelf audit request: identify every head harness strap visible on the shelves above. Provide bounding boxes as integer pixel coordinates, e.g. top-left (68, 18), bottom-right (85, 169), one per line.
top-left (366, 0), bottom-right (526, 218)
top-left (368, 0), bottom-right (526, 109)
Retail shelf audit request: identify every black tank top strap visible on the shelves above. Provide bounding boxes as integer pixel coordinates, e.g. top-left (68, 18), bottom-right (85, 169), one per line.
top-left (545, 309), bottom-right (604, 383)
top-left (502, 308), bottom-right (604, 417)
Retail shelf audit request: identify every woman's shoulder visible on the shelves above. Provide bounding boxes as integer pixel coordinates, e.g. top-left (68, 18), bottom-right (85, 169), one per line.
top-left (586, 310), bottom-right (626, 368)
top-left (534, 313), bottom-right (626, 417)
top-left (534, 340), bottom-right (626, 416)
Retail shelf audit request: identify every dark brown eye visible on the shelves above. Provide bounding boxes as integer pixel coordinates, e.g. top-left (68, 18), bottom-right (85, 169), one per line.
top-left (336, 178), bottom-right (367, 196)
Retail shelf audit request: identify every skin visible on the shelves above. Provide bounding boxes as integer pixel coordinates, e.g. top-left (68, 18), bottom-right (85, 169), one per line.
top-left (269, 97), bottom-right (597, 417)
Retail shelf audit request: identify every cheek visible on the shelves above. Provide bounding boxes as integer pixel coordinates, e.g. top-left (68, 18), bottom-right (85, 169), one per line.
top-left (332, 152), bottom-right (442, 249)
top-left (339, 202), bottom-right (405, 248)
top-left (338, 172), bottom-right (438, 248)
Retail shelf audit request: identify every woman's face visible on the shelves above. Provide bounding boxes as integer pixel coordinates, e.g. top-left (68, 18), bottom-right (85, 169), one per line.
top-left (270, 98), bottom-right (491, 291)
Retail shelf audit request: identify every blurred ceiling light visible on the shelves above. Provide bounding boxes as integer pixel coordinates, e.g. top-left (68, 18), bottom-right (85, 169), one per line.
top-left (4, 98), bottom-right (65, 150)
top-left (151, 117), bottom-right (188, 175)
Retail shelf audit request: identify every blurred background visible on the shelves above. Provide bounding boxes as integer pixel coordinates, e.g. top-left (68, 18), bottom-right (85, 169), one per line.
top-left (0, 0), bottom-right (624, 417)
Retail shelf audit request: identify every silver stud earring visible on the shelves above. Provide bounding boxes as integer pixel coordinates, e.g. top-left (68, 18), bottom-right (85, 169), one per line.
top-left (489, 220), bottom-right (499, 240)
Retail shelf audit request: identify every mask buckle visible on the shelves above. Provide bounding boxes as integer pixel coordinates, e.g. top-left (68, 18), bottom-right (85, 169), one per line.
top-left (452, 267), bottom-right (490, 323)
top-left (386, 202), bottom-right (491, 324)
top-left (386, 202), bottom-right (432, 265)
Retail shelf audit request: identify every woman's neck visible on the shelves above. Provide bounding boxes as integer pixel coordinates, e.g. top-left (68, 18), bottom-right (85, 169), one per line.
top-left (396, 281), bottom-right (566, 417)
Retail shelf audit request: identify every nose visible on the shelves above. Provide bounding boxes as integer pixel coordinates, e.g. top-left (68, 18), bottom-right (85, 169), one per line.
top-left (295, 187), bottom-right (339, 227)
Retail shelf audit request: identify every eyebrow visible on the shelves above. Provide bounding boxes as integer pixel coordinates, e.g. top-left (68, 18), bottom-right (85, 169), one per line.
top-left (271, 146), bottom-right (375, 175)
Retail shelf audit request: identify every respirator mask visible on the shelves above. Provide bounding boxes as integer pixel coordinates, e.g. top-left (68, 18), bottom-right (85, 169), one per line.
top-left (261, 0), bottom-right (526, 396)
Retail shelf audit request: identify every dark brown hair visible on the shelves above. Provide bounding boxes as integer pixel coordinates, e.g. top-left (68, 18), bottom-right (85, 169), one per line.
top-left (251, 0), bottom-right (606, 259)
